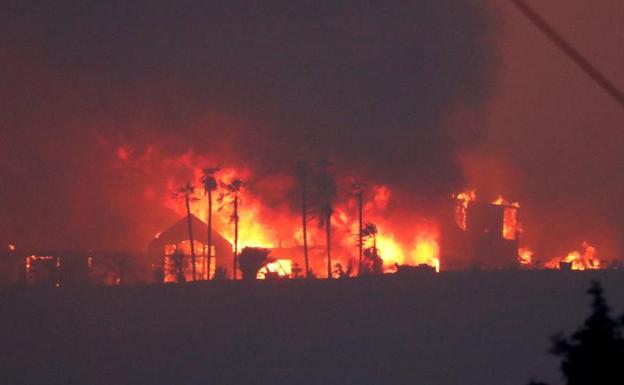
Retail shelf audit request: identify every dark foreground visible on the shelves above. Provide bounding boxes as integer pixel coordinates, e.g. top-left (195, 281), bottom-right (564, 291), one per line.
top-left (1, 271), bottom-right (624, 385)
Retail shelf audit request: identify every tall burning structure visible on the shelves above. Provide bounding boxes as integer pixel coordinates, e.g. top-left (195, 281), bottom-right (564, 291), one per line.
top-left (442, 192), bottom-right (520, 270)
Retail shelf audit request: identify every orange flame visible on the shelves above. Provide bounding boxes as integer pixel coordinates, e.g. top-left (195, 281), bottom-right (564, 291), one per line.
top-left (491, 195), bottom-right (520, 240)
top-left (453, 190), bottom-right (476, 230)
top-left (544, 241), bottom-right (602, 270)
top-left (518, 247), bottom-right (533, 265)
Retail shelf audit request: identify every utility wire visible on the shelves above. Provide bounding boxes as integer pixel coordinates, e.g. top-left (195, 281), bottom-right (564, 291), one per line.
top-left (509, 0), bottom-right (624, 110)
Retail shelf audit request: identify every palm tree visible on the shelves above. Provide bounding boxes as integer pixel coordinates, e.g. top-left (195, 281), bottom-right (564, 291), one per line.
top-left (350, 182), bottom-right (366, 275)
top-left (238, 247), bottom-right (275, 280)
top-left (314, 161), bottom-right (336, 279)
top-left (362, 222), bottom-right (378, 250)
top-left (361, 222), bottom-right (382, 275)
top-left (218, 178), bottom-right (244, 280)
top-left (296, 161), bottom-right (310, 278)
top-left (172, 182), bottom-right (198, 281)
top-left (201, 167), bottom-right (219, 280)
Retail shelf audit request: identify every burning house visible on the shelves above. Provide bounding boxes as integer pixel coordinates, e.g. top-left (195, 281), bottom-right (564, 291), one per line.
top-left (148, 214), bottom-right (233, 281)
top-left (0, 248), bottom-right (149, 287)
top-left (442, 192), bottom-right (520, 270)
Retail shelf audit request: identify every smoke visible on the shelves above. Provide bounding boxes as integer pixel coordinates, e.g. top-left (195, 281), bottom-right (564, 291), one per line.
top-left (459, 0), bottom-right (624, 262)
top-left (0, 0), bottom-right (498, 250)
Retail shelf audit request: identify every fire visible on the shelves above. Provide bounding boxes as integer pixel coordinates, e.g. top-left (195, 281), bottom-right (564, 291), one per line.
top-left (491, 195), bottom-right (520, 240)
top-left (518, 247), bottom-right (533, 265)
top-left (165, 165), bottom-right (288, 250)
top-left (491, 195), bottom-right (520, 208)
top-left (453, 190), bottom-right (476, 229)
top-left (375, 232), bottom-right (405, 266)
top-left (8, 243), bottom-right (15, 251)
top-left (545, 241), bottom-right (601, 270)
top-left (410, 236), bottom-right (440, 273)
top-left (257, 259), bottom-right (292, 279)
top-left (152, 157), bottom-right (605, 278)
top-left (156, 151), bottom-right (448, 277)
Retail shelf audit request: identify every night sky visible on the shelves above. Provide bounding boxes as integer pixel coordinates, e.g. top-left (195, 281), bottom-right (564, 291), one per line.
top-left (1, 0), bottom-right (622, 258)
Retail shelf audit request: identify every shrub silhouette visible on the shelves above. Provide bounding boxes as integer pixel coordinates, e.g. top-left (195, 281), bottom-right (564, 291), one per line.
top-left (529, 281), bottom-right (624, 385)
top-left (238, 247), bottom-right (275, 280)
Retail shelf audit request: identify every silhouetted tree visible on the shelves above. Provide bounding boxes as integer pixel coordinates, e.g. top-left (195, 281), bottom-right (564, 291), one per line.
top-left (334, 259), bottom-right (354, 279)
top-left (238, 247), bottom-right (275, 280)
top-left (170, 249), bottom-right (188, 283)
top-left (528, 281), bottom-right (624, 385)
top-left (218, 178), bottom-right (244, 280)
top-left (313, 161), bottom-right (337, 279)
top-left (296, 161), bottom-right (311, 278)
top-left (291, 262), bottom-right (303, 279)
top-left (360, 222), bottom-right (383, 274)
top-left (350, 182), bottom-right (366, 275)
top-left (172, 182), bottom-right (199, 281)
top-left (362, 222), bottom-right (378, 248)
top-left (201, 167), bottom-right (219, 280)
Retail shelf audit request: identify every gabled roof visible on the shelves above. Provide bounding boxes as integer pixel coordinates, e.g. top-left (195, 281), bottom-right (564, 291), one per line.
top-left (148, 214), bottom-right (232, 251)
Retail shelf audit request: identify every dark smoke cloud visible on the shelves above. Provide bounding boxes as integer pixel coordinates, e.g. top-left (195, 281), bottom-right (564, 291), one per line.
top-left (0, 0), bottom-right (497, 250)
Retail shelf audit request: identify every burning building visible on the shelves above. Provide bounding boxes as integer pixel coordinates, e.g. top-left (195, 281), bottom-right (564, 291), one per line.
top-left (442, 192), bottom-right (520, 270)
top-left (0, 248), bottom-right (149, 287)
top-left (148, 214), bottom-right (233, 281)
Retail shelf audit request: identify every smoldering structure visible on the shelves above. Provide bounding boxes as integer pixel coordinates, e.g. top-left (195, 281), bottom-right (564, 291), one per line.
top-left (442, 194), bottom-right (520, 270)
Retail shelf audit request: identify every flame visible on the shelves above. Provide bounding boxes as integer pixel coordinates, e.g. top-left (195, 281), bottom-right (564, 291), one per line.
top-left (257, 259), bottom-right (292, 279)
top-left (375, 232), bottom-right (405, 266)
top-left (157, 151), bottom-right (450, 276)
top-left (153, 157), bottom-right (615, 277)
top-left (544, 241), bottom-right (602, 270)
top-left (453, 190), bottom-right (476, 229)
top-left (491, 195), bottom-right (520, 240)
top-left (8, 243), bottom-right (15, 251)
top-left (518, 247), bottom-right (533, 265)
top-left (409, 233), bottom-right (440, 273)
top-left (165, 165), bottom-right (287, 249)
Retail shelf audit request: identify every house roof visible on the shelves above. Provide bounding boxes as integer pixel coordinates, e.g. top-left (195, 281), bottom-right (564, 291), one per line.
top-left (148, 214), bottom-right (232, 252)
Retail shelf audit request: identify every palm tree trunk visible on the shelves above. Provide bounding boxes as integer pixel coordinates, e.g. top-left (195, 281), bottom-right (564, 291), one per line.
top-left (233, 194), bottom-right (239, 280)
top-left (207, 189), bottom-right (213, 280)
top-left (326, 211), bottom-right (332, 279)
top-left (301, 175), bottom-right (309, 278)
top-left (357, 192), bottom-right (363, 275)
top-left (185, 195), bottom-right (197, 281)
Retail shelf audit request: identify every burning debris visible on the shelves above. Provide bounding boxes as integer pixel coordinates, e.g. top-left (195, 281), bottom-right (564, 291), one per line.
top-left (1, 169), bottom-right (619, 287)
top-left (159, 155), bottom-right (443, 279)
top-left (544, 241), bottom-right (602, 271)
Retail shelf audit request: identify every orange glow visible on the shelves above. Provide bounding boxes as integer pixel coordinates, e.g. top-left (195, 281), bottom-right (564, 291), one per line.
top-left (257, 259), bottom-right (292, 279)
top-left (8, 243), bottom-right (15, 251)
top-left (163, 241), bottom-right (212, 282)
top-left (518, 247), bottom-right (533, 265)
top-left (159, 155), bottom-right (447, 276)
top-left (409, 233), bottom-right (441, 273)
top-left (165, 166), bottom-right (285, 250)
top-left (490, 195), bottom-right (520, 240)
top-left (25, 255), bottom-right (60, 287)
top-left (375, 232), bottom-right (405, 266)
top-left (544, 241), bottom-right (602, 270)
top-left (373, 185), bottom-right (391, 209)
top-left (453, 190), bottom-right (476, 229)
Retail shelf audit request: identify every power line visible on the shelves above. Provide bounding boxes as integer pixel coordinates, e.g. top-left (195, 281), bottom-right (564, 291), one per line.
top-left (509, 0), bottom-right (624, 110)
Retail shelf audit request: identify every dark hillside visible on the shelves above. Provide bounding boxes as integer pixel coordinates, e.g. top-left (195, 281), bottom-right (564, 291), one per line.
top-left (2, 271), bottom-right (624, 385)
